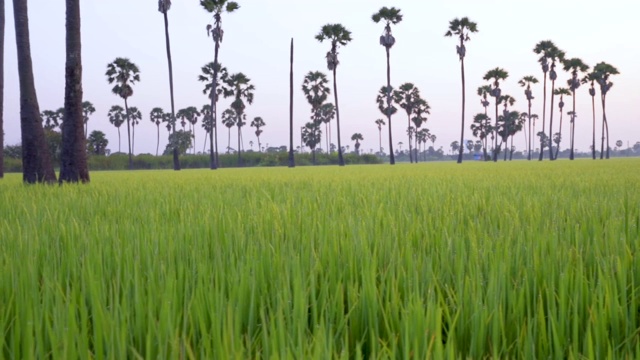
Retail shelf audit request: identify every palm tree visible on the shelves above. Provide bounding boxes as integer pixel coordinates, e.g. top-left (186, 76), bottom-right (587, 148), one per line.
top-left (316, 23), bottom-right (352, 167)
top-left (199, 62), bottom-right (228, 161)
top-left (533, 41), bottom-right (565, 161)
top-left (107, 105), bottom-right (125, 153)
top-left (150, 107), bottom-right (165, 156)
top-left (582, 72), bottom-right (598, 159)
top-left (372, 7), bottom-right (402, 165)
top-left (482, 67), bottom-right (508, 161)
top-left (221, 108), bottom-right (236, 153)
top-left (13, 0), bottom-right (56, 183)
top-left (288, 38), bottom-right (295, 167)
top-left (497, 94), bottom-right (516, 159)
top-left (201, 0), bottom-right (239, 169)
top-left (393, 83), bottom-right (422, 163)
top-left (374, 119), bottom-right (385, 154)
top-left (158, 0), bottom-right (180, 170)
top-left (127, 106), bottom-right (142, 155)
top-left (200, 104), bottom-right (212, 153)
top-left (0, 0), bottom-right (4, 179)
top-left (477, 85), bottom-right (492, 115)
top-left (411, 98), bottom-right (430, 163)
top-left (592, 62), bottom-right (619, 159)
top-left (186, 106), bottom-right (201, 153)
top-left (317, 103), bottom-right (335, 147)
top-left (221, 72), bottom-right (254, 166)
top-left (81, 101), bottom-right (95, 139)
top-left (552, 88), bottom-right (571, 159)
top-left (518, 76), bottom-right (538, 160)
top-left (251, 116), bottom-right (265, 152)
top-left (301, 71), bottom-right (331, 151)
top-left (105, 57), bottom-right (140, 170)
top-left (351, 133), bottom-right (363, 155)
top-left (376, 85), bottom-right (397, 159)
top-left (41, 110), bottom-right (62, 131)
top-left (445, 17), bottom-right (478, 164)
top-left (87, 130), bottom-right (108, 156)
top-left (562, 57), bottom-right (589, 160)
top-left (302, 121), bottom-right (322, 165)
top-left (470, 113), bottom-right (492, 161)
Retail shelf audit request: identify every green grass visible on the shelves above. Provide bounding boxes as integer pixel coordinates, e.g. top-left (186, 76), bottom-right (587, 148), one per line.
top-left (1, 159), bottom-right (639, 358)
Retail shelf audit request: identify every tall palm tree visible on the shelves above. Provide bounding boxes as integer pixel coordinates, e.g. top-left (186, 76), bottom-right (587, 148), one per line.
top-left (351, 133), bottom-right (363, 155)
top-left (393, 83), bottom-right (422, 163)
top-left (0, 0), bottom-right (4, 179)
top-left (108, 105), bottom-right (125, 153)
top-left (200, 104), bottom-right (212, 153)
top-left (582, 72), bottom-right (598, 159)
top-left (316, 23), bottom-right (351, 166)
top-left (201, 0), bottom-right (239, 169)
top-left (374, 118), bottom-right (385, 154)
top-left (317, 103), bottom-right (336, 152)
top-left (376, 85), bottom-right (397, 161)
top-left (221, 72), bottom-right (254, 166)
top-left (533, 41), bottom-right (565, 160)
top-left (592, 62), bottom-right (619, 159)
top-left (445, 17), bottom-right (478, 164)
top-left (552, 88), bottom-right (571, 159)
top-left (82, 101), bottom-right (95, 139)
top-left (105, 57), bottom-right (140, 170)
top-left (372, 7), bottom-right (402, 165)
top-left (518, 76), bottom-right (538, 160)
top-left (13, 0), bottom-right (56, 183)
top-left (477, 85), bottom-right (492, 115)
top-left (497, 94), bottom-right (515, 159)
top-left (221, 108), bottom-right (235, 153)
top-left (411, 98), bottom-right (430, 163)
top-left (470, 113), bottom-right (492, 161)
top-left (482, 67), bottom-right (508, 161)
top-left (562, 57), bottom-right (589, 160)
top-left (251, 116), bottom-right (265, 152)
top-left (288, 38), bottom-right (295, 167)
top-left (127, 106), bottom-right (142, 155)
top-left (158, 0), bottom-right (180, 170)
top-left (150, 107), bottom-right (165, 156)
top-left (199, 62), bottom-right (228, 161)
top-left (301, 71), bottom-right (331, 151)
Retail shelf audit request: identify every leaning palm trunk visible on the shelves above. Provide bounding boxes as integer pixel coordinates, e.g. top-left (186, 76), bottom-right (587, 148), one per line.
top-left (59, 0), bottom-right (89, 183)
top-left (602, 95), bottom-right (610, 159)
top-left (332, 67), bottom-right (345, 166)
top-left (162, 8), bottom-right (180, 170)
top-left (13, 0), bottom-right (56, 183)
top-left (385, 46), bottom-right (395, 164)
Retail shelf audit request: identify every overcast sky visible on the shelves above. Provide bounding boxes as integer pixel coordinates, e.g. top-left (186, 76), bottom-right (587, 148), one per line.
top-left (3, 0), bottom-right (639, 155)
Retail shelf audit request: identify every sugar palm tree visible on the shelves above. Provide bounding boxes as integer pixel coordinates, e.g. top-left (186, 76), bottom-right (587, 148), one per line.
top-left (477, 85), bottom-right (492, 115)
top-left (562, 57), bottom-right (589, 160)
top-left (317, 103), bottom-right (335, 147)
top-left (483, 67), bottom-right (508, 161)
top-left (374, 119), bottom-right (385, 154)
top-left (108, 105), bottom-right (125, 153)
top-left (158, 0), bottom-right (180, 170)
top-left (302, 121), bottom-right (322, 165)
top-left (149, 107), bottom-right (165, 156)
top-left (372, 7), bottom-right (402, 165)
top-left (13, 0), bottom-right (56, 183)
top-left (446, 17), bottom-right (478, 164)
top-left (201, 0), bottom-right (239, 169)
top-left (186, 106), bottom-right (201, 153)
top-left (393, 83), bottom-right (422, 163)
top-left (351, 133), bottom-right (363, 155)
top-left (200, 104), bottom-right (212, 153)
top-left (497, 94), bottom-right (515, 159)
top-left (81, 101), bottom-right (95, 139)
top-left (470, 113), bottom-right (492, 161)
top-left (127, 106), bottom-right (142, 155)
top-left (592, 62), bottom-right (619, 159)
top-left (411, 98), bottom-right (430, 163)
top-left (251, 116), bottom-right (265, 152)
top-left (221, 108), bottom-right (235, 153)
top-left (533, 41), bottom-right (565, 161)
top-left (199, 62), bottom-right (228, 162)
top-left (41, 110), bottom-right (62, 131)
top-left (221, 72), bottom-right (254, 165)
top-left (376, 85), bottom-right (397, 162)
top-left (518, 76), bottom-right (538, 160)
top-left (316, 23), bottom-right (351, 166)
top-left (582, 72), bottom-right (598, 159)
top-left (105, 57), bottom-right (140, 170)
top-left (552, 88), bottom-right (571, 159)
top-left (302, 71), bottom-right (331, 151)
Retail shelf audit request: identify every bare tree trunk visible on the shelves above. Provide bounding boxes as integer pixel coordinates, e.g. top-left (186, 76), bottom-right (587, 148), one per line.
top-left (569, 91), bottom-right (576, 160)
top-left (59, 0), bottom-right (89, 183)
top-left (527, 100), bottom-right (532, 160)
top-left (333, 66), bottom-right (344, 166)
top-left (539, 73), bottom-right (547, 161)
top-left (548, 80), bottom-right (556, 160)
top-left (156, 124), bottom-right (160, 156)
top-left (554, 111), bottom-right (563, 160)
top-left (13, 0), bottom-right (56, 183)
top-left (0, 0), bottom-right (4, 179)
top-left (209, 29), bottom-right (221, 169)
top-left (493, 101), bottom-right (499, 162)
top-left (591, 95), bottom-right (597, 159)
top-left (457, 54), bottom-right (465, 164)
top-left (407, 114), bottom-right (413, 163)
top-left (602, 95), bottom-right (610, 159)
top-left (288, 38), bottom-right (295, 167)
top-left (162, 10), bottom-right (180, 170)
top-left (385, 46), bottom-right (394, 165)
top-left (123, 98), bottom-right (133, 169)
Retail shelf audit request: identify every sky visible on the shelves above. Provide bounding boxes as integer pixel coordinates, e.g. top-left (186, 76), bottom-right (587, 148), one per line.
top-left (3, 0), bottom-right (639, 155)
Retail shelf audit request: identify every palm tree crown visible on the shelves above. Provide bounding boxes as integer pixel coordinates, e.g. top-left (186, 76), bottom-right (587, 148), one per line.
top-left (315, 24), bottom-right (352, 71)
top-left (372, 7), bottom-right (402, 49)
top-left (105, 58), bottom-right (140, 100)
top-left (444, 17), bottom-right (478, 60)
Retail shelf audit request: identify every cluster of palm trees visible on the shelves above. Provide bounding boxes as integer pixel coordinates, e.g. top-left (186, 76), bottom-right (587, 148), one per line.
top-left (454, 36), bottom-right (620, 162)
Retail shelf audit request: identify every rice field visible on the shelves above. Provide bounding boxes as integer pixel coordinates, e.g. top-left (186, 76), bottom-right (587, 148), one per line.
top-left (1, 159), bottom-right (639, 359)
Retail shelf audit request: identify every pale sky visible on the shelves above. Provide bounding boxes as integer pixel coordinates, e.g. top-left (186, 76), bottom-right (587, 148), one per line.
top-left (3, 0), bottom-right (639, 155)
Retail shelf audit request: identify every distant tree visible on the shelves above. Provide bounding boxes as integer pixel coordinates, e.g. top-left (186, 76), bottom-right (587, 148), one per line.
top-left (450, 141), bottom-right (459, 156)
top-left (250, 117), bottom-right (265, 153)
top-left (518, 76), bottom-right (538, 160)
top-left (41, 109), bottom-right (63, 131)
top-left (393, 83), bottom-right (422, 163)
top-left (471, 113), bottom-right (492, 161)
top-left (82, 101), bottom-right (95, 139)
top-left (221, 108), bottom-right (236, 153)
top-left (552, 88), bottom-right (571, 159)
top-left (374, 118), bottom-right (385, 154)
top-left (127, 106), bottom-right (142, 155)
top-left (465, 139), bottom-right (474, 154)
top-left (87, 130), bottom-right (108, 155)
top-left (107, 105), bottom-right (125, 153)
top-left (351, 133), bottom-right (363, 155)
top-left (483, 67), bottom-right (509, 161)
top-left (199, 62), bottom-right (228, 163)
top-left (316, 23), bottom-right (352, 166)
top-left (200, 104), bottom-right (213, 153)
top-left (163, 130), bottom-right (192, 156)
top-left (372, 6), bottom-right (402, 165)
top-left (105, 57), bottom-right (140, 169)
top-left (302, 71), bottom-right (331, 151)
top-left (302, 121), bottom-right (322, 164)
top-left (445, 17), bottom-right (478, 164)
top-left (158, 0), bottom-right (180, 170)
top-left (477, 85), bottom-right (492, 115)
top-left (376, 85), bottom-right (397, 159)
top-left (592, 62), bottom-right (619, 159)
top-left (562, 57), bottom-right (589, 160)
top-left (149, 107), bottom-right (165, 156)
top-left (221, 72), bottom-right (254, 165)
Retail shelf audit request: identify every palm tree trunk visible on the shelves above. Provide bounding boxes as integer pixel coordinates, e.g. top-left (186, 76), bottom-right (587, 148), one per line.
top-left (527, 100), bottom-right (532, 160)
top-left (555, 111), bottom-right (563, 160)
top-left (570, 91), bottom-right (576, 160)
top-left (237, 121), bottom-right (242, 167)
top-left (59, 0), bottom-right (88, 183)
top-left (13, 0), bottom-right (56, 183)
top-left (208, 30), bottom-right (221, 169)
top-left (156, 124), bottom-right (160, 156)
top-left (202, 131), bottom-right (207, 154)
top-left (385, 46), bottom-right (395, 165)
top-left (132, 123), bottom-right (135, 155)
top-left (332, 66), bottom-right (344, 166)
top-left (288, 38), bottom-right (295, 167)
top-left (325, 122), bottom-right (329, 154)
top-left (227, 127), bottom-right (231, 154)
top-left (123, 98), bottom-right (133, 169)
top-left (457, 55), bottom-right (465, 164)
top-left (539, 73), bottom-right (547, 161)
top-left (509, 136), bottom-right (514, 160)
top-left (407, 115), bottom-right (413, 163)
top-left (493, 101), bottom-right (499, 162)
top-left (548, 80), bottom-right (556, 160)
top-left (0, 0), bottom-right (4, 179)
top-left (117, 127), bottom-right (121, 153)
top-left (602, 95), bottom-right (610, 159)
top-left (162, 10), bottom-right (180, 171)
top-left (591, 95), bottom-right (597, 159)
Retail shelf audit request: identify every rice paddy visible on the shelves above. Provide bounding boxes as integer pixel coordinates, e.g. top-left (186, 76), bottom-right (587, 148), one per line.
top-left (1, 159), bottom-right (639, 358)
